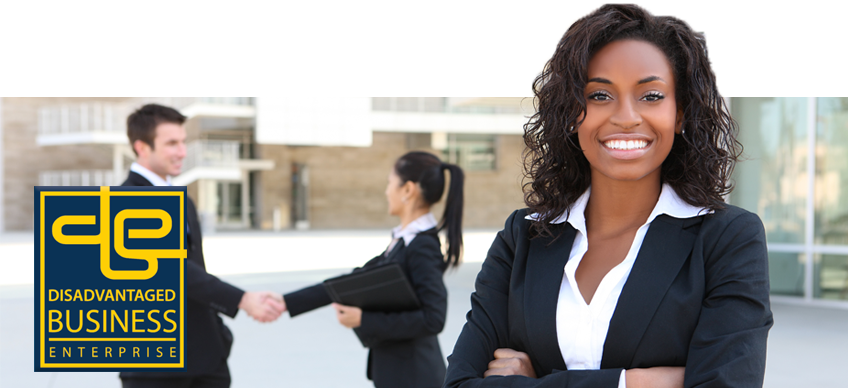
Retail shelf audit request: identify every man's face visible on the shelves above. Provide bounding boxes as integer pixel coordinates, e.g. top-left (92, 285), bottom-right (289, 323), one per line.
top-left (137, 122), bottom-right (187, 179)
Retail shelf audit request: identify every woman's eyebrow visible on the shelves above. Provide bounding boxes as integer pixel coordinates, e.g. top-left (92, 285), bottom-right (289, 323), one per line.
top-left (587, 76), bottom-right (666, 85)
top-left (638, 75), bottom-right (665, 84)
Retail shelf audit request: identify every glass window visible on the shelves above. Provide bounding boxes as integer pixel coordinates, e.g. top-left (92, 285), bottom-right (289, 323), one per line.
top-left (815, 98), bottom-right (848, 246)
top-left (216, 182), bottom-right (243, 226)
top-left (768, 251), bottom-right (806, 297)
top-left (814, 254), bottom-right (848, 300)
top-left (731, 97), bottom-right (808, 244)
top-left (441, 134), bottom-right (497, 171)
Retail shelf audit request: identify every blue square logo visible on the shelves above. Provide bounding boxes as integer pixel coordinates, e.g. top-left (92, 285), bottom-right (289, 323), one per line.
top-left (35, 186), bottom-right (187, 371)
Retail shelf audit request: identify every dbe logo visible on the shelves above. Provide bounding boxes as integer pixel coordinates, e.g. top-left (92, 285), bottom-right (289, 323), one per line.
top-left (35, 186), bottom-right (187, 371)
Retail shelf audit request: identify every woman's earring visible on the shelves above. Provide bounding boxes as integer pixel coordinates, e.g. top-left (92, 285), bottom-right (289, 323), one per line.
top-left (567, 126), bottom-right (574, 133)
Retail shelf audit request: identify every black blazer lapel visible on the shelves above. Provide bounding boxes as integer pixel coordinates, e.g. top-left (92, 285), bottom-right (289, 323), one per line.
top-left (371, 237), bottom-right (406, 268)
top-left (601, 215), bottom-right (699, 368)
top-left (524, 224), bottom-right (575, 372)
top-left (384, 227), bottom-right (436, 263)
top-left (121, 171), bottom-right (154, 187)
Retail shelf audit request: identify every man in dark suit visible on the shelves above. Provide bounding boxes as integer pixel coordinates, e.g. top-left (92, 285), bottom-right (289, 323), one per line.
top-left (118, 104), bottom-right (284, 388)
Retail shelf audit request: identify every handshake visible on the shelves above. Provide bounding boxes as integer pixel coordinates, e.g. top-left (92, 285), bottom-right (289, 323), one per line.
top-left (238, 291), bottom-right (287, 323)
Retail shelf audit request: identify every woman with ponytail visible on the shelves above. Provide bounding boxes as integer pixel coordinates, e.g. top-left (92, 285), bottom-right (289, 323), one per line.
top-left (280, 151), bottom-right (464, 388)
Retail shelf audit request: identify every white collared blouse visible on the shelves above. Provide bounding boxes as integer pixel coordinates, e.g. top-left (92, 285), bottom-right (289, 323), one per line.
top-left (526, 184), bottom-right (710, 387)
top-left (386, 213), bottom-right (438, 254)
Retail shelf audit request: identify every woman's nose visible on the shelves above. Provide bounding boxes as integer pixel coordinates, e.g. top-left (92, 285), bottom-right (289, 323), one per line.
top-left (609, 98), bottom-right (642, 129)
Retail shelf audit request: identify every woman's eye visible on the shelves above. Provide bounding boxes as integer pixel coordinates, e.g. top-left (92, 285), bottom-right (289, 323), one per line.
top-left (588, 91), bottom-right (612, 101)
top-left (642, 92), bottom-right (665, 102)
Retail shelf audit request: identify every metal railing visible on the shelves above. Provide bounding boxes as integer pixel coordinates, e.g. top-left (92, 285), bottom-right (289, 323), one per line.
top-left (39, 170), bottom-right (119, 186)
top-left (37, 98), bottom-right (255, 135)
top-left (182, 140), bottom-right (240, 171)
top-left (38, 103), bottom-right (127, 135)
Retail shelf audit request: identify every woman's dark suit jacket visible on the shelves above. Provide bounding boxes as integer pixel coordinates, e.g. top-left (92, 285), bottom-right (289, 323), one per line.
top-left (444, 206), bottom-right (773, 388)
top-left (284, 228), bottom-right (448, 388)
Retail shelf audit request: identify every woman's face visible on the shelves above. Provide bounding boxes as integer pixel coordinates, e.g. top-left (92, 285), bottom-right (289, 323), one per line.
top-left (577, 39), bottom-right (681, 184)
top-left (385, 169), bottom-right (405, 216)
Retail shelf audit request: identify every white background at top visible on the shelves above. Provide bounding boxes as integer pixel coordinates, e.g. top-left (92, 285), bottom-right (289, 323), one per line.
top-left (0, 0), bottom-right (843, 97)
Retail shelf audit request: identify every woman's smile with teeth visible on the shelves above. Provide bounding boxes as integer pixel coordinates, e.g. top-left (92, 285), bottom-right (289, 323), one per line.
top-left (603, 139), bottom-right (649, 150)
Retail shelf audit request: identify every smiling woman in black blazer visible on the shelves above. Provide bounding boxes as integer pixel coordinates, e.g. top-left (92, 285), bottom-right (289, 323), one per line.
top-left (282, 151), bottom-right (464, 388)
top-left (444, 5), bottom-right (772, 388)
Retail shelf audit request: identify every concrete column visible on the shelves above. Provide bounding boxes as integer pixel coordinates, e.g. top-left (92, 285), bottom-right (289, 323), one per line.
top-left (197, 179), bottom-right (218, 235)
top-left (112, 144), bottom-right (133, 185)
top-left (113, 144), bottom-right (122, 185)
top-left (241, 170), bottom-right (250, 228)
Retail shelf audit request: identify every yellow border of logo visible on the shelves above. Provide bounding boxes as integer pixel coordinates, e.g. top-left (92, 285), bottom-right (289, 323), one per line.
top-left (39, 189), bottom-right (185, 368)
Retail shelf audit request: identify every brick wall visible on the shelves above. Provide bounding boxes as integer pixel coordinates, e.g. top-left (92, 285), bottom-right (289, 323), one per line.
top-left (256, 132), bottom-right (526, 230)
top-left (2, 98), bottom-right (130, 230)
top-left (2, 97), bottom-right (529, 231)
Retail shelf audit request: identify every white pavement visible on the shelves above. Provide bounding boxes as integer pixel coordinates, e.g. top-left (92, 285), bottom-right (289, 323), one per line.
top-left (0, 229), bottom-right (499, 286)
top-left (2, 231), bottom-right (847, 387)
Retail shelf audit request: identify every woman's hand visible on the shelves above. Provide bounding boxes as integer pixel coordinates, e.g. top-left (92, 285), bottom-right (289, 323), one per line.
top-left (625, 366), bottom-right (684, 388)
top-left (331, 303), bottom-right (362, 328)
top-left (483, 348), bottom-right (537, 378)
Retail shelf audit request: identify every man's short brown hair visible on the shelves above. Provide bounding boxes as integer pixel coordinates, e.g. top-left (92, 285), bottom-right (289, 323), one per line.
top-left (126, 104), bottom-right (187, 155)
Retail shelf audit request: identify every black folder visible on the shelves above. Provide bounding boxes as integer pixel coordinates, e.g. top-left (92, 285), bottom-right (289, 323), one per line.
top-left (322, 263), bottom-right (421, 312)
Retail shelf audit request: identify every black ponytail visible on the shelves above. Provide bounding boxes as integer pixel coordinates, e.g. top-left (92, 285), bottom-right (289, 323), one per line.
top-left (394, 151), bottom-right (464, 268)
top-left (438, 162), bottom-right (464, 267)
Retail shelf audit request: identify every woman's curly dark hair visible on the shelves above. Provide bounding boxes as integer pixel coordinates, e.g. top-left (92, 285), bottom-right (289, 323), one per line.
top-left (522, 3), bottom-right (741, 238)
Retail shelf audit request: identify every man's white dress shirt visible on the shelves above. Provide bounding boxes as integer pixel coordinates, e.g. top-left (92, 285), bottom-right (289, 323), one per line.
top-left (130, 162), bottom-right (172, 187)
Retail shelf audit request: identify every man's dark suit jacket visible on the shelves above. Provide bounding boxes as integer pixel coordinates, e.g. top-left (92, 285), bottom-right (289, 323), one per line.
top-left (444, 206), bottom-right (773, 388)
top-left (285, 228), bottom-right (448, 388)
top-left (119, 171), bottom-right (245, 378)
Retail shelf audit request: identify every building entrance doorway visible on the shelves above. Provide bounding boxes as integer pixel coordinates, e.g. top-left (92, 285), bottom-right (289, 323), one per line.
top-left (216, 181), bottom-right (246, 228)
